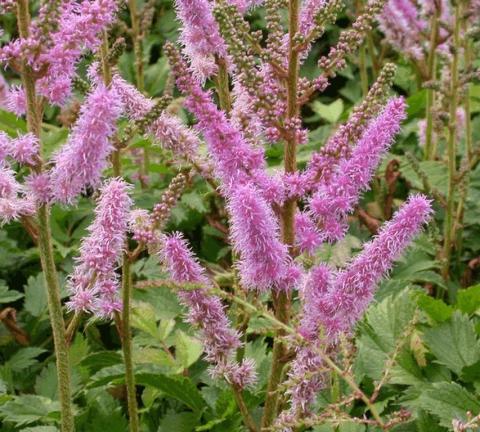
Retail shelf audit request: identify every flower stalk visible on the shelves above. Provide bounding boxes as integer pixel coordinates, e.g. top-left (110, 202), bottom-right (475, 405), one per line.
top-left (441, 2), bottom-right (461, 280)
top-left (16, 1), bottom-right (74, 431)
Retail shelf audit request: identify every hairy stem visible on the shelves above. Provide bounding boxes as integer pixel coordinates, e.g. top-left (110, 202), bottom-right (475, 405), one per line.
top-left (232, 385), bottom-right (259, 432)
top-left (424, 10), bottom-right (439, 160)
top-left (441, 3), bottom-right (461, 280)
top-left (261, 0), bottom-right (299, 427)
top-left (16, 2), bottom-right (74, 431)
top-left (127, 0), bottom-right (149, 187)
top-left (214, 56), bottom-right (232, 112)
top-left (121, 258), bottom-right (140, 432)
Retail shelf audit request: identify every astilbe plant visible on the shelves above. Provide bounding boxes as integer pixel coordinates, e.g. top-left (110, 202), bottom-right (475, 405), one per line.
top-left (0, 0), bottom-right (438, 431)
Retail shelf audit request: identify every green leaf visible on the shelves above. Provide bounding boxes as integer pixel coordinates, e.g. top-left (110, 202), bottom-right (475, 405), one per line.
top-left (423, 311), bottom-right (480, 375)
top-left (417, 293), bottom-right (453, 322)
top-left (158, 411), bottom-right (200, 432)
top-left (24, 274), bottom-right (48, 317)
top-left (131, 302), bottom-right (158, 338)
top-left (21, 427), bottom-right (59, 432)
top-left (0, 109), bottom-right (27, 135)
top-left (135, 373), bottom-right (207, 412)
top-left (35, 363), bottom-right (58, 400)
top-left (8, 347), bottom-right (46, 372)
top-left (182, 191), bottom-right (208, 213)
top-left (311, 99), bottom-right (344, 123)
top-left (80, 351), bottom-right (123, 372)
top-left (144, 57), bottom-right (170, 96)
top-left (0, 395), bottom-right (60, 426)
top-left (0, 283), bottom-right (23, 303)
top-left (356, 290), bottom-right (422, 383)
top-left (174, 330), bottom-right (203, 369)
top-left (413, 382), bottom-right (480, 427)
top-left (457, 284), bottom-right (480, 314)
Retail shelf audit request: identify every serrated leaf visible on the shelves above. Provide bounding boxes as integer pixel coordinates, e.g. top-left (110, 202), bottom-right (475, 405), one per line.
top-left (0, 395), bottom-right (60, 426)
top-left (136, 373), bottom-right (207, 412)
top-left (80, 351), bottom-right (123, 372)
top-left (35, 363), bottom-right (58, 400)
top-left (131, 302), bottom-right (158, 338)
top-left (412, 382), bottom-right (480, 428)
top-left (182, 191), bottom-right (208, 213)
top-left (8, 347), bottom-right (46, 372)
top-left (417, 293), bottom-right (453, 322)
top-left (158, 411), bottom-right (200, 432)
top-left (423, 311), bottom-right (480, 375)
top-left (457, 284), bottom-right (480, 314)
top-left (311, 99), bottom-right (344, 123)
top-left (24, 274), bottom-right (48, 317)
top-left (174, 330), bottom-right (203, 369)
top-left (0, 283), bottom-right (23, 303)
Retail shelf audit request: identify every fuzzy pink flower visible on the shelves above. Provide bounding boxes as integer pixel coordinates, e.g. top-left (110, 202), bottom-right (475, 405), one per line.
top-left (309, 97), bottom-right (406, 242)
top-left (160, 233), bottom-right (256, 388)
top-left (25, 173), bottom-right (52, 205)
top-left (228, 183), bottom-right (294, 291)
top-left (9, 133), bottom-right (39, 165)
top-left (36, 0), bottom-right (120, 104)
top-left (67, 179), bottom-right (132, 315)
top-left (50, 83), bottom-right (123, 204)
top-left (175, 0), bottom-right (227, 80)
top-left (5, 86), bottom-right (26, 116)
top-left (294, 211), bottom-right (324, 254)
top-left (150, 113), bottom-right (201, 161)
top-left (111, 74), bottom-right (154, 120)
top-left (320, 194), bottom-right (432, 337)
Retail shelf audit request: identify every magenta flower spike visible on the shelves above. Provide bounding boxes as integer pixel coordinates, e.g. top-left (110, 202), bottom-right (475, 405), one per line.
top-left (67, 178), bottom-right (132, 316)
top-left (160, 232), bottom-right (256, 388)
top-left (309, 97), bottom-right (406, 242)
top-left (50, 83), bottom-right (123, 204)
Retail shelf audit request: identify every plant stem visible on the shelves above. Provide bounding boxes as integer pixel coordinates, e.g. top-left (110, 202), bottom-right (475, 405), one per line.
top-left (127, 0), bottom-right (149, 187)
top-left (453, 1), bottom-right (473, 269)
top-left (424, 11), bottom-right (439, 160)
top-left (37, 207), bottom-right (75, 432)
top-left (262, 0), bottom-right (299, 427)
top-left (232, 385), bottom-right (259, 432)
top-left (100, 32), bottom-right (139, 429)
top-left (120, 257), bottom-right (140, 432)
top-left (214, 56), bottom-right (232, 112)
top-left (441, 3), bottom-right (461, 280)
top-left (16, 2), bottom-right (74, 431)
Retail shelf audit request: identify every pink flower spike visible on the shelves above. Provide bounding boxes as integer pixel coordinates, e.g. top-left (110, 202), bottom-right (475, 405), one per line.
top-left (50, 83), bottom-right (123, 204)
top-left (10, 133), bottom-right (39, 165)
top-left (228, 183), bottom-right (291, 291)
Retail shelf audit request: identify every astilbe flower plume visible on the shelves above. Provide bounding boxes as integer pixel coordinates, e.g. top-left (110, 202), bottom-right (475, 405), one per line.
top-left (281, 195), bottom-right (432, 421)
top-left (175, 0), bottom-right (227, 80)
top-left (49, 83), bottom-right (123, 204)
top-left (160, 233), bottom-right (256, 388)
top-left (165, 44), bottom-right (284, 201)
top-left (111, 74), bottom-right (201, 162)
top-left (38, 0), bottom-right (120, 104)
top-left (228, 183), bottom-right (298, 291)
top-left (307, 97), bottom-right (406, 244)
top-left (67, 179), bottom-right (132, 317)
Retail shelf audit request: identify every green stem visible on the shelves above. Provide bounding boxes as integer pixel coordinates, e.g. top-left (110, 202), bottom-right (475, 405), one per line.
top-left (127, 0), bottom-right (149, 187)
top-left (441, 3), bottom-right (461, 280)
top-left (120, 258), bottom-right (140, 432)
top-left (232, 385), bottom-right (259, 432)
top-left (214, 56), bottom-right (232, 113)
top-left (454, 1), bottom-right (473, 270)
top-left (424, 11), bottom-right (439, 160)
top-left (16, 2), bottom-right (74, 431)
top-left (37, 207), bottom-right (75, 432)
top-left (261, 0), bottom-right (299, 427)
